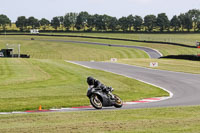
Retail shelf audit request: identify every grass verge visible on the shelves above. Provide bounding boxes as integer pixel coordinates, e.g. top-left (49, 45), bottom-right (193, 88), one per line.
top-left (40, 32), bottom-right (200, 46)
top-left (0, 36), bottom-right (149, 60)
top-left (1, 106), bottom-right (200, 133)
top-left (117, 58), bottom-right (200, 74)
top-left (1, 35), bottom-right (200, 58)
top-left (0, 58), bottom-right (168, 112)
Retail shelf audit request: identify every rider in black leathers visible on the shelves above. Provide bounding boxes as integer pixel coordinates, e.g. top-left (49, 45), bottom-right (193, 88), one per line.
top-left (87, 76), bottom-right (115, 99)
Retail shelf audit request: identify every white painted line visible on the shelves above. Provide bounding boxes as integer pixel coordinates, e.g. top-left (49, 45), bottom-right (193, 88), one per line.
top-left (65, 60), bottom-right (92, 69)
top-left (67, 61), bottom-right (173, 101)
top-left (139, 99), bottom-right (159, 102)
top-left (136, 79), bottom-right (173, 98)
top-left (61, 108), bottom-right (75, 110)
top-left (0, 112), bottom-right (12, 115)
top-left (114, 62), bottom-right (200, 76)
top-left (100, 69), bottom-right (173, 100)
top-left (49, 109), bottom-right (62, 111)
top-left (124, 102), bottom-right (139, 105)
top-left (152, 48), bottom-right (163, 56)
top-left (12, 111), bottom-right (27, 114)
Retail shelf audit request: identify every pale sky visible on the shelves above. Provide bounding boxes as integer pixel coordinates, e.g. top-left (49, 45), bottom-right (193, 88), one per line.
top-left (1, 0), bottom-right (200, 22)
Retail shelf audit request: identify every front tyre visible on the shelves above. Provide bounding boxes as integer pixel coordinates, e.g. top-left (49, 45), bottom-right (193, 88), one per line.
top-left (114, 95), bottom-right (123, 108)
top-left (90, 94), bottom-right (102, 109)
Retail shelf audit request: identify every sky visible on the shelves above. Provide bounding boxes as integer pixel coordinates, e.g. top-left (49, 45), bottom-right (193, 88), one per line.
top-left (1, 0), bottom-right (200, 22)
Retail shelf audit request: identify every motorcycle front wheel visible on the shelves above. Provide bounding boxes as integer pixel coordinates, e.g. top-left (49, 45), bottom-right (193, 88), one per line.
top-left (114, 95), bottom-right (123, 108)
top-left (90, 94), bottom-right (103, 109)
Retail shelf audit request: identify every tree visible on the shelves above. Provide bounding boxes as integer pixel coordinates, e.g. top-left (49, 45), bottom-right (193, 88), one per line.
top-left (170, 15), bottom-right (180, 32)
top-left (39, 18), bottom-right (50, 31)
top-left (107, 17), bottom-right (118, 31)
top-left (102, 14), bottom-right (112, 31)
top-left (87, 15), bottom-right (95, 31)
top-left (184, 13), bottom-right (193, 32)
top-left (156, 13), bottom-right (170, 32)
top-left (188, 9), bottom-right (200, 31)
top-left (178, 13), bottom-right (193, 32)
top-left (75, 11), bottom-right (89, 31)
top-left (64, 12), bottom-right (78, 31)
top-left (133, 15), bottom-right (143, 32)
top-left (127, 15), bottom-right (134, 31)
top-left (144, 15), bottom-right (157, 32)
top-left (51, 17), bottom-right (60, 30)
top-left (93, 14), bottom-right (106, 31)
top-left (0, 14), bottom-right (11, 31)
top-left (119, 17), bottom-right (128, 32)
top-left (178, 13), bottom-right (186, 31)
top-left (16, 16), bottom-right (27, 31)
top-left (27, 16), bottom-right (39, 29)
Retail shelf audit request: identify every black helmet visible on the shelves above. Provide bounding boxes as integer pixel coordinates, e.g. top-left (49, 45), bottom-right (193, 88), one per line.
top-left (87, 76), bottom-right (95, 85)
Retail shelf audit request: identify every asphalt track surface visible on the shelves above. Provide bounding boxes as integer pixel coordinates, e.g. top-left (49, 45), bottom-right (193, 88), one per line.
top-left (1, 38), bottom-right (199, 113)
top-left (70, 61), bottom-right (200, 110)
top-left (38, 39), bottom-right (200, 109)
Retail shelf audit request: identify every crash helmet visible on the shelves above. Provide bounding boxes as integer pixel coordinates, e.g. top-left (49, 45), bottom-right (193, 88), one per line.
top-left (87, 76), bottom-right (95, 85)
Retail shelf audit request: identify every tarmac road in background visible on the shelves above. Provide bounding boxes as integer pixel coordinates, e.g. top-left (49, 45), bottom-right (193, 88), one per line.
top-left (70, 61), bottom-right (200, 110)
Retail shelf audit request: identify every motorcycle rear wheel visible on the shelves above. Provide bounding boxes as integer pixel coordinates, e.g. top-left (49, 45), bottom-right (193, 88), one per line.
top-left (90, 94), bottom-right (103, 109)
top-left (114, 95), bottom-right (123, 108)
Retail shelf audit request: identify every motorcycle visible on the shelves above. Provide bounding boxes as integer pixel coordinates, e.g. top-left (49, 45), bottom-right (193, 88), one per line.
top-left (87, 87), bottom-right (123, 109)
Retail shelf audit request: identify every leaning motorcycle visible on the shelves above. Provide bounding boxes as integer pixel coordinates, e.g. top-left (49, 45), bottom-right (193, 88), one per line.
top-left (87, 87), bottom-right (123, 109)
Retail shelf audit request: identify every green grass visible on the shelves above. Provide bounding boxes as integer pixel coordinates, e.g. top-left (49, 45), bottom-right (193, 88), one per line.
top-left (0, 36), bottom-right (149, 60)
top-left (0, 33), bottom-right (199, 132)
top-left (1, 35), bottom-right (200, 57)
top-left (0, 58), bottom-right (168, 112)
top-left (116, 58), bottom-right (200, 74)
top-left (40, 33), bottom-right (200, 55)
top-left (1, 106), bottom-right (200, 133)
top-left (41, 32), bottom-right (200, 46)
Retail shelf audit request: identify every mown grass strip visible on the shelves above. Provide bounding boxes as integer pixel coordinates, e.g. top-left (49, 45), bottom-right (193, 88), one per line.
top-left (1, 35), bottom-right (200, 58)
top-left (117, 58), bottom-right (200, 74)
top-left (0, 106), bottom-right (200, 133)
top-left (0, 36), bottom-right (149, 60)
top-left (0, 59), bottom-right (168, 112)
top-left (39, 32), bottom-right (200, 46)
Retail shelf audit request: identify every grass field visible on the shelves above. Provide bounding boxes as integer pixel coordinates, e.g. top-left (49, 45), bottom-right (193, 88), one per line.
top-left (0, 58), bottom-right (168, 112)
top-left (1, 35), bottom-right (200, 57)
top-left (0, 34), bottom-right (199, 132)
top-left (0, 35), bottom-right (198, 112)
top-left (1, 106), bottom-right (200, 133)
top-left (116, 58), bottom-right (200, 74)
top-left (0, 36), bottom-right (149, 60)
top-left (41, 32), bottom-right (200, 46)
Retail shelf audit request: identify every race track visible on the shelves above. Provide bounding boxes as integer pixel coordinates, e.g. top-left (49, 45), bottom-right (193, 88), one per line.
top-left (37, 39), bottom-right (162, 58)
top-left (69, 61), bottom-right (200, 110)
top-left (1, 37), bottom-right (199, 114)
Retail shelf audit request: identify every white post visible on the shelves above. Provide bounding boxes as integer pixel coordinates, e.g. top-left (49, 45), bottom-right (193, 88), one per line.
top-left (18, 44), bottom-right (20, 58)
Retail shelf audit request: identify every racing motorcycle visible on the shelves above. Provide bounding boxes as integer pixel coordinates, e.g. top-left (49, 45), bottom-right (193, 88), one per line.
top-left (87, 87), bottom-right (123, 109)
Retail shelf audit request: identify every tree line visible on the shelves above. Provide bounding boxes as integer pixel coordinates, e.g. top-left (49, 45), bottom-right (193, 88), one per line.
top-left (0, 9), bottom-right (200, 32)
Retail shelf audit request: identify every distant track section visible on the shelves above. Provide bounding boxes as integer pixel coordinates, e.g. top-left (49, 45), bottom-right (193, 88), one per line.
top-left (1, 33), bottom-right (163, 58)
top-left (1, 33), bottom-right (196, 48)
top-left (37, 39), bottom-right (162, 58)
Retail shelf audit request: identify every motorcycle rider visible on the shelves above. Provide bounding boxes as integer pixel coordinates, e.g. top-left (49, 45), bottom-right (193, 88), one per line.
top-left (87, 76), bottom-right (115, 99)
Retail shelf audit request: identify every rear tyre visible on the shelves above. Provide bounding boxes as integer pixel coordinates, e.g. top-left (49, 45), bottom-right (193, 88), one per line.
top-left (114, 95), bottom-right (123, 108)
top-left (90, 94), bottom-right (103, 109)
